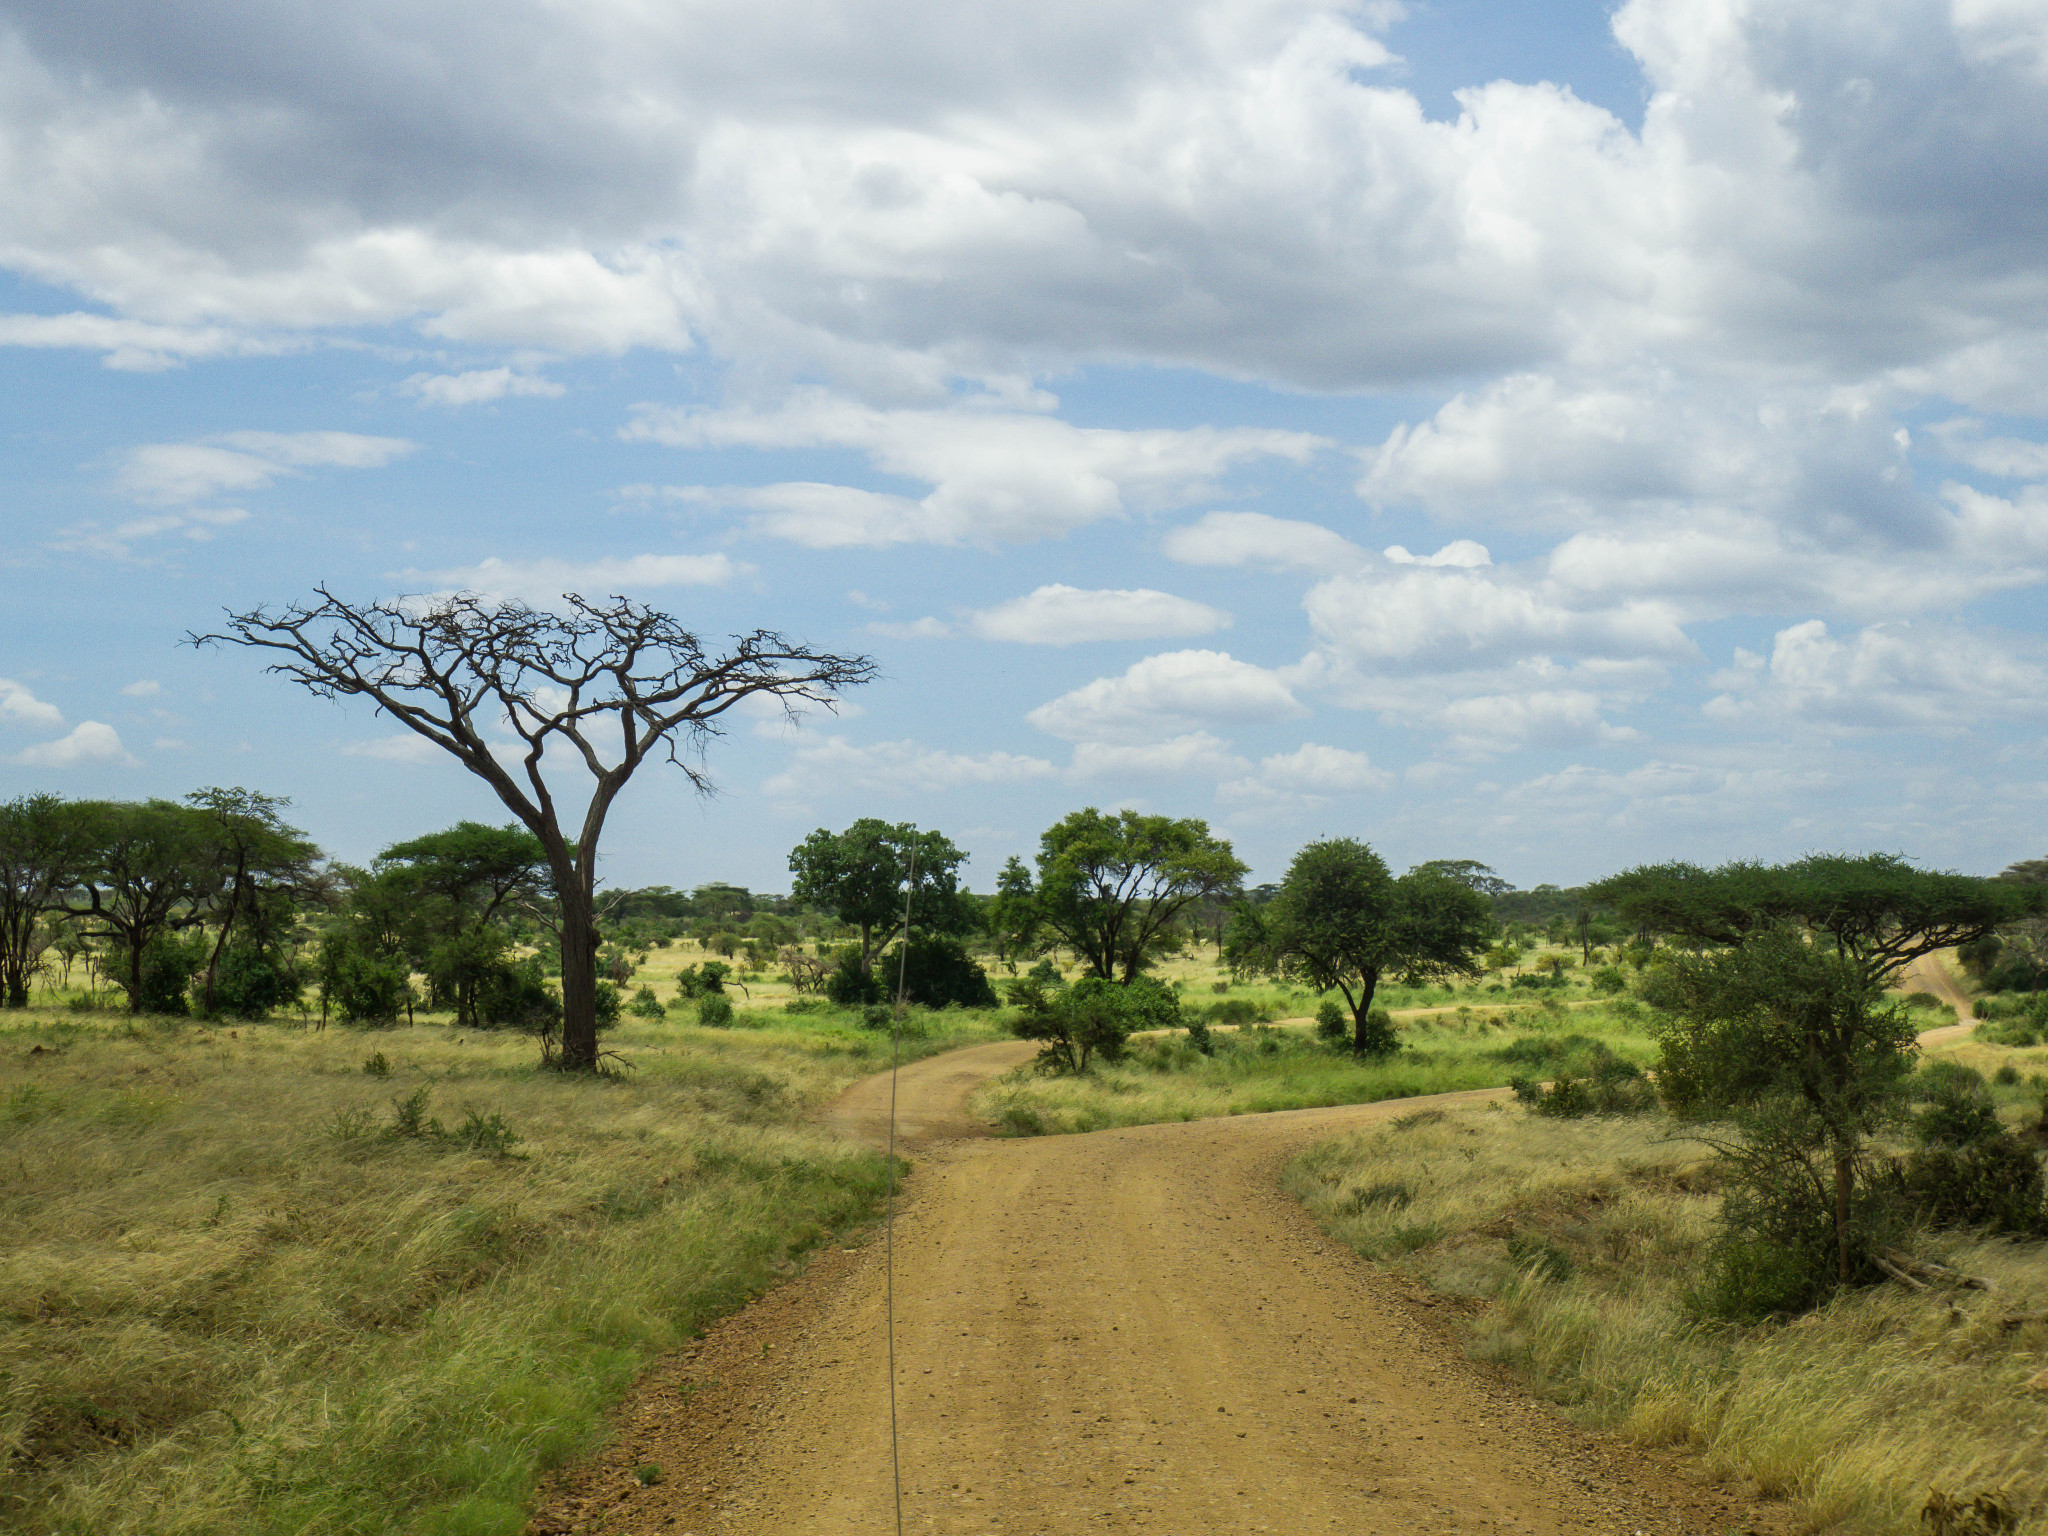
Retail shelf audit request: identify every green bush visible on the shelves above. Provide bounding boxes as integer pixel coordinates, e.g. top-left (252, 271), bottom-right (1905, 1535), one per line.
top-left (1313, 998), bottom-right (1346, 1043)
top-left (1901, 1138), bottom-right (2046, 1234)
top-left (205, 940), bottom-right (302, 1020)
top-left (319, 932), bottom-right (413, 1024)
top-left (1206, 996), bottom-right (1268, 1026)
top-left (697, 993), bottom-right (735, 1028)
top-left (137, 931), bottom-right (207, 1014)
top-left (474, 956), bottom-right (558, 1032)
top-left (594, 981), bottom-right (621, 1032)
top-left (876, 934), bottom-right (998, 1009)
top-left (1914, 1063), bottom-right (2004, 1149)
top-left (627, 985), bottom-right (665, 1019)
top-left (1506, 1037), bottom-right (1657, 1118)
top-left (1589, 964), bottom-right (1628, 995)
top-left (1007, 975), bottom-right (1179, 1074)
top-left (825, 949), bottom-right (883, 1007)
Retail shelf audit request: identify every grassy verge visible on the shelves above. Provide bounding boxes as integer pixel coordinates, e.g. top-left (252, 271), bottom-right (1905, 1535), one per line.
top-left (1284, 1041), bottom-right (2048, 1535)
top-left (971, 999), bottom-right (1657, 1136)
top-left (0, 999), bottom-right (1000, 1536)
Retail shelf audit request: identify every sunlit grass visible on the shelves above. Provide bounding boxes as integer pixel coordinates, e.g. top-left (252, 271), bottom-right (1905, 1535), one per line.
top-left (1286, 1057), bottom-right (2048, 1535)
top-left (971, 998), bottom-right (1658, 1135)
top-left (0, 999), bottom-right (1000, 1536)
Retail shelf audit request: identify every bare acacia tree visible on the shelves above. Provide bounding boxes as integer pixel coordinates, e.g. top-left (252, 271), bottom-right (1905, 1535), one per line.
top-left (197, 588), bottom-right (874, 1070)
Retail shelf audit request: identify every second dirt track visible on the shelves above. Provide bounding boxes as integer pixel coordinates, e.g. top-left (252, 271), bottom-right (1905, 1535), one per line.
top-left (528, 1036), bottom-right (1795, 1535)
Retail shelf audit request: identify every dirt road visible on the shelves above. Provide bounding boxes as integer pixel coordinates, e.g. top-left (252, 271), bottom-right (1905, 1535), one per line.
top-left (533, 1048), bottom-right (1772, 1535)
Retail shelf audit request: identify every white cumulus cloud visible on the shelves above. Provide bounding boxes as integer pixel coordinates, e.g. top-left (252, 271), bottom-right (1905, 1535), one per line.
top-left (0, 679), bottom-right (65, 730)
top-left (1162, 511), bottom-right (1369, 572)
top-left (11, 721), bottom-right (136, 768)
top-left (400, 367), bottom-right (566, 406)
top-left (115, 430), bottom-right (415, 505)
top-left (1027, 649), bottom-right (1306, 745)
top-left (967, 585), bottom-right (1230, 645)
top-left (763, 736), bottom-right (1059, 800)
top-left (628, 393), bottom-right (1326, 548)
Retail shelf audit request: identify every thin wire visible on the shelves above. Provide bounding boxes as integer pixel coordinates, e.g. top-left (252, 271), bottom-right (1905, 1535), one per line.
top-left (885, 838), bottom-right (915, 1536)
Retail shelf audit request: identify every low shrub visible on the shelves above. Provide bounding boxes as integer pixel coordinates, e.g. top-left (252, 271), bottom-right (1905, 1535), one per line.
top-left (627, 985), bottom-right (665, 1020)
top-left (697, 994), bottom-right (735, 1028)
top-left (1314, 998), bottom-right (1347, 1044)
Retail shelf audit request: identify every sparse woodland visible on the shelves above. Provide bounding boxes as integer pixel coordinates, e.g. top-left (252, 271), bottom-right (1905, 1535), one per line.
top-left (6, 766), bottom-right (2048, 1534)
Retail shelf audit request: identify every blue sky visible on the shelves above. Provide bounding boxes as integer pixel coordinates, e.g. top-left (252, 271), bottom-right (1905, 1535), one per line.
top-left (2, 0), bottom-right (2046, 894)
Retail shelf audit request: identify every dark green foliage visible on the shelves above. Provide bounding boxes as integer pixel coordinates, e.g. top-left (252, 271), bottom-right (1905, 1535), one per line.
top-left (1897, 1062), bottom-right (2048, 1233)
top-left (1314, 997), bottom-right (1347, 1043)
top-left (362, 1051), bottom-right (390, 1078)
top-left (1691, 1096), bottom-right (1906, 1320)
top-left (1507, 1037), bottom-right (1657, 1117)
top-left (1227, 839), bottom-right (1491, 1057)
top-left (205, 938), bottom-right (302, 1019)
top-left (474, 954), bottom-right (558, 1031)
top-left (1901, 1139), bottom-right (2045, 1234)
top-left (1506, 1234), bottom-right (1573, 1283)
top-left (0, 794), bottom-right (96, 1008)
top-left (593, 980), bottom-right (621, 1032)
top-left (1354, 1006), bottom-right (1399, 1060)
top-left (134, 930), bottom-right (203, 1014)
top-left (1914, 1063), bottom-right (2004, 1149)
top-left (1028, 808), bottom-right (1247, 982)
top-left (877, 933), bottom-right (999, 1009)
top-left (628, 985), bottom-right (665, 1019)
top-left (825, 948), bottom-right (883, 1006)
top-left (673, 960), bottom-right (731, 1000)
top-left (859, 1003), bottom-right (893, 1030)
top-left (1589, 965), bottom-right (1628, 994)
top-left (1008, 974), bottom-right (1179, 1073)
top-left (698, 993), bottom-right (735, 1027)
top-left (1651, 925), bottom-right (1920, 1300)
top-left (1207, 996), bottom-right (1269, 1026)
top-left (1184, 1018), bottom-right (1214, 1054)
top-left (1510, 971), bottom-right (1565, 991)
top-left (788, 819), bottom-right (972, 975)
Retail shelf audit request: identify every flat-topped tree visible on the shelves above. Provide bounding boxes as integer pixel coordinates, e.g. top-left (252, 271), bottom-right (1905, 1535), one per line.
top-left (1588, 853), bottom-right (2039, 985)
top-left (198, 588), bottom-right (873, 1070)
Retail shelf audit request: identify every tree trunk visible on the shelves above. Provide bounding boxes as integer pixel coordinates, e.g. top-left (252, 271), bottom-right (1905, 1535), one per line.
top-left (558, 890), bottom-right (602, 1070)
top-left (1833, 1143), bottom-right (1855, 1283)
top-left (1351, 967), bottom-right (1382, 1055)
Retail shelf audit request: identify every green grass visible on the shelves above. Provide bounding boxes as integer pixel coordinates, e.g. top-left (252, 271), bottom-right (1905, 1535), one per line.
top-left (971, 998), bottom-right (1659, 1136)
top-left (1284, 1048), bottom-right (2048, 1535)
top-left (0, 997), bottom-right (1001, 1536)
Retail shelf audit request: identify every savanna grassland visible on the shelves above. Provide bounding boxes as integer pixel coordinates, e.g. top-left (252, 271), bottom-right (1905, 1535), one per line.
top-left (972, 942), bottom-right (1663, 1135)
top-left (1284, 982), bottom-right (2048, 1536)
top-left (0, 940), bottom-right (1000, 1536)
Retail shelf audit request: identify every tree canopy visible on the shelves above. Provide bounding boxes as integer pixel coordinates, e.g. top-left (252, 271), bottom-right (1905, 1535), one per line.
top-left (1025, 808), bottom-right (1246, 982)
top-left (199, 587), bottom-right (873, 1069)
top-left (1225, 839), bottom-right (1493, 1055)
top-left (1588, 853), bottom-right (2039, 983)
top-left (787, 819), bottom-right (970, 973)
top-left (0, 794), bottom-right (95, 1008)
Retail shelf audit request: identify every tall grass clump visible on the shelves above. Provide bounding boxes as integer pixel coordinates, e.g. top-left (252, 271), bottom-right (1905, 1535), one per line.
top-left (1288, 1083), bottom-right (2048, 1534)
top-left (0, 1002), bottom-right (999, 1536)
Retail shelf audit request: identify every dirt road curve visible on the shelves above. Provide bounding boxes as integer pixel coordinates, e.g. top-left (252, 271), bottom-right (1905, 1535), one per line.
top-left (532, 1048), bottom-right (1775, 1536)
top-left (1901, 952), bottom-right (1976, 1045)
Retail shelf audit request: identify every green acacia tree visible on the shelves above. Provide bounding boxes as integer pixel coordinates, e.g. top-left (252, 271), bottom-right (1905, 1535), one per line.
top-left (185, 787), bottom-right (324, 1015)
top-left (1226, 839), bottom-right (1493, 1056)
top-left (1590, 853), bottom-right (2040, 1295)
top-left (787, 819), bottom-right (970, 978)
top-left (375, 822), bottom-right (551, 1026)
top-left (58, 800), bottom-right (222, 1013)
top-left (1025, 808), bottom-right (1246, 982)
top-left (0, 795), bottom-right (95, 1008)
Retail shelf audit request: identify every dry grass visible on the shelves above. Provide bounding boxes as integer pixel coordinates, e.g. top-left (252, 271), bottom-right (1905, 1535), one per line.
top-left (0, 997), bottom-right (999, 1536)
top-left (971, 1000), bottom-right (1656, 1136)
top-left (1286, 1070), bottom-right (2048, 1535)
